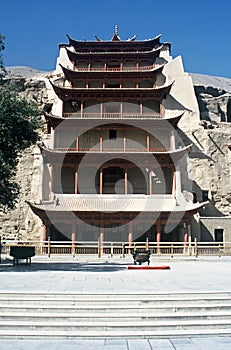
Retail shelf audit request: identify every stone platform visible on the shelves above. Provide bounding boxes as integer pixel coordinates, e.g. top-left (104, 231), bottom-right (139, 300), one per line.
top-left (0, 255), bottom-right (231, 349)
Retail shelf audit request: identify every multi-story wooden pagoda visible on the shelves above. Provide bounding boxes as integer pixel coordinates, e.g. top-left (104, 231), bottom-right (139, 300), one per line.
top-left (28, 28), bottom-right (207, 244)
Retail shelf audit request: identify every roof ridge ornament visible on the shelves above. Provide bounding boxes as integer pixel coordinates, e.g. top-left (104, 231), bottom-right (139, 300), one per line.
top-left (112, 25), bottom-right (121, 41)
top-left (128, 34), bottom-right (137, 42)
top-left (95, 35), bottom-right (103, 42)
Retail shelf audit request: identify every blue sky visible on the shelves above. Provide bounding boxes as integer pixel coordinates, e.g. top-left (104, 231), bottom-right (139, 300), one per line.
top-left (1, 0), bottom-right (231, 78)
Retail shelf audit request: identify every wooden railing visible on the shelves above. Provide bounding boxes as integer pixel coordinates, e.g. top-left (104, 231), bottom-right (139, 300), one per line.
top-left (55, 147), bottom-right (170, 153)
top-left (62, 112), bottom-right (161, 119)
top-left (75, 65), bottom-right (156, 72)
top-left (1, 240), bottom-right (231, 260)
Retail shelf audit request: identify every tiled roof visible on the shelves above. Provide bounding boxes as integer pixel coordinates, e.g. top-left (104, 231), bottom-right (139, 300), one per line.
top-left (28, 195), bottom-right (206, 213)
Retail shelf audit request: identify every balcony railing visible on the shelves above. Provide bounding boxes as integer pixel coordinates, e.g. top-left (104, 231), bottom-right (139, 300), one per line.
top-left (62, 112), bottom-right (161, 119)
top-left (75, 64), bottom-right (157, 72)
top-left (55, 147), bottom-right (170, 153)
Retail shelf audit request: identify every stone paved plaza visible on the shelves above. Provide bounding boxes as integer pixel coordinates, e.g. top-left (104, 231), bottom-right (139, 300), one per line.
top-left (0, 254), bottom-right (231, 349)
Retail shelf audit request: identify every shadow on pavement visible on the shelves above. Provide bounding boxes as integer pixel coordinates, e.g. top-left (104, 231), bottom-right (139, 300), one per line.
top-left (0, 260), bottom-right (130, 273)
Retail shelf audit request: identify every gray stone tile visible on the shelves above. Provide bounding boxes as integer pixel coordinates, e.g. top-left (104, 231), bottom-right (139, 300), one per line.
top-left (171, 338), bottom-right (200, 350)
top-left (148, 339), bottom-right (175, 349)
top-left (127, 339), bottom-right (151, 349)
top-left (1, 340), bottom-right (106, 350)
top-left (103, 346), bottom-right (128, 350)
top-left (192, 337), bottom-right (231, 350)
top-left (1, 341), bottom-right (16, 350)
top-left (104, 338), bottom-right (128, 349)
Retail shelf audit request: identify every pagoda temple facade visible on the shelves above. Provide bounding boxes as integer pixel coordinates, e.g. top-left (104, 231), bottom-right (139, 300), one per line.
top-left (27, 28), bottom-right (208, 243)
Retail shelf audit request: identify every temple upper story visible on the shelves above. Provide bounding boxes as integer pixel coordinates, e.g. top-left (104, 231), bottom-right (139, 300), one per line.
top-left (61, 30), bottom-right (171, 53)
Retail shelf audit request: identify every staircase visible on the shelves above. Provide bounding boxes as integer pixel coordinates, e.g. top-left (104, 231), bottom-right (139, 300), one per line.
top-left (0, 291), bottom-right (231, 339)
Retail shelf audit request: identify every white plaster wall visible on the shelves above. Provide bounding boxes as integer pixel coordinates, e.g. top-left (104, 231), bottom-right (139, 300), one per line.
top-left (163, 56), bottom-right (200, 131)
top-left (55, 47), bottom-right (73, 73)
top-left (200, 217), bottom-right (231, 242)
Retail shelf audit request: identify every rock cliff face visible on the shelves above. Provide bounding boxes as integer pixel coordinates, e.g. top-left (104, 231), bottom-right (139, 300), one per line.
top-left (190, 73), bottom-right (231, 123)
top-left (0, 67), bottom-right (230, 241)
top-left (0, 70), bottom-right (51, 240)
top-left (189, 73), bottom-right (231, 215)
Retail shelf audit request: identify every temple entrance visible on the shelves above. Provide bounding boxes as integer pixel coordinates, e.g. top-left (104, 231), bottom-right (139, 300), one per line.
top-left (95, 160), bottom-right (148, 194)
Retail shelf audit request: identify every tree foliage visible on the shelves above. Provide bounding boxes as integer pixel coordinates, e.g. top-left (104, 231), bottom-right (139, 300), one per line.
top-left (0, 33), bottom-right (5, 78)
top-left (0, 34), bottom-right (41, 211)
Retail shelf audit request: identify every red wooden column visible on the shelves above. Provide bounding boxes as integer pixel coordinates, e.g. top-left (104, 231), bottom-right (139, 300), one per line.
top-left (149, 170), bottom-right (152, 195)
top-left (49, 165), bottom-right (53, 195)
top-left (75, 136), bottom-right (79, 152)
top-left (100, 99), bottom-right (103, 117)
top-left (71, 222), bottom-right (76, 256)
top-left (124, 168), bottom-right (128, 195)
top-left (100, 135), bottom-right (103, 152)
top-left (159, 102), bottom-right (162, 117)
top-left (140, 100), bottom-right (143, 116)
top-left (128, 222), bottom-right (133, 247)
top-left (100, 168), bottom-right (103, 194)
top-left (146, 134), bottom-right (150, 152)
top-left (170, 130), bottom-right (175, 151)
top-left (100, 224), bottom-right (104, 256)
top-left (42, 224), bottom-right (47, 242)
top-left (173, 169), bottom-right (177, 196)
top-left (120, 101), bottom-right (123, 117)
top-left (123, 131), bottom-right (126, 152)
top-left (74, 169), bottom-right (78, 194)
top-left (156, 221), bottom-right (161, 253)
top-left (80, 101), bottom-right (84, 118)
top-left (184, 223), bottom-right (189, 244)
top-left (42, 224), bottom-right (47, 254)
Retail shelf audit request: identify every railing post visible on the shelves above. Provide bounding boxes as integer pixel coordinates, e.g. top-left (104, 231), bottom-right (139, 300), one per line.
top-left (218, 244), bottom-right (221, 258)
top-left (189, 238), bottom-right (192, 256)
top-left (194, 238), bottom-right (198, 258)
top-left (146, 237), bottom-right (149, 251)
top-left (98, 237), bottom-right (101, 258)
top-left (110, 242), bottom-right (113, 257)
top-left (122, 242), bottom-right (125, 258)
top-left (171, 244), bottom-right (174, 258)
top-left (72, 241), bottom-right (75, 257)
top-left (48, 237), bottom-right (51, 258)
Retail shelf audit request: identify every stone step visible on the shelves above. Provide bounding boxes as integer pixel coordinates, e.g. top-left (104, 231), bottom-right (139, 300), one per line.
top-left (1, 311), bottom-right (231, 322)
top-left (0, 319), bottom-right (231, 331)
top-left (2, 300), bottom-right (231, 308)
top-left (1, 304), bottom-right (231, 314)
top-left (0, 292), bottom-right (231, 338)
top-left (0, 327), bottom-right (231, 339)
top-left (0, 291), bottom-right (230, 300)
top-left (1, 295), bottom-right (231, 306)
